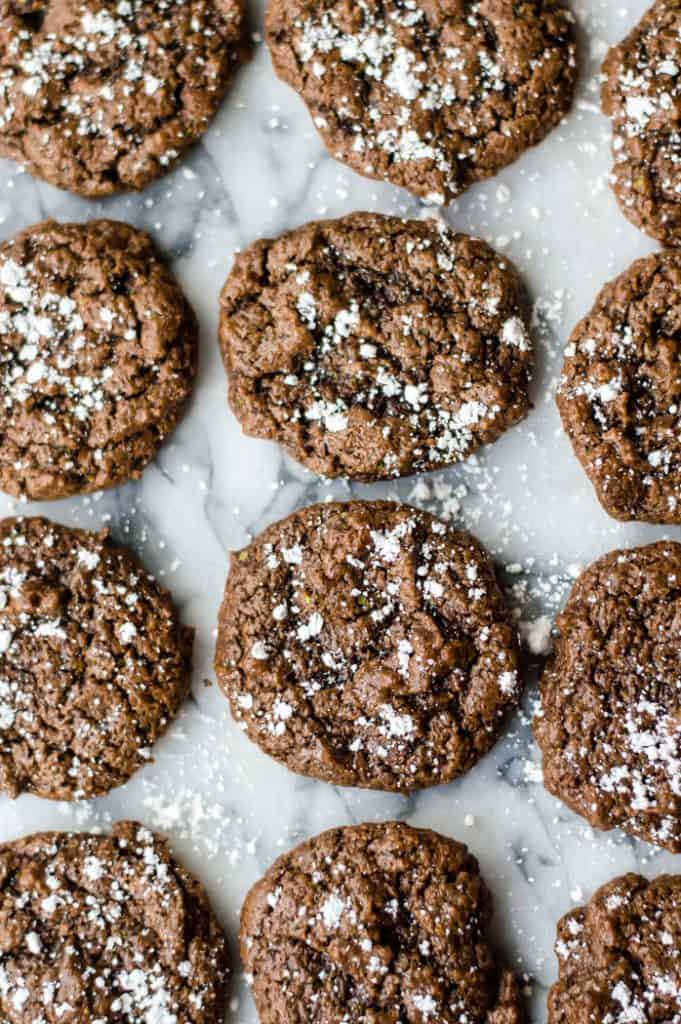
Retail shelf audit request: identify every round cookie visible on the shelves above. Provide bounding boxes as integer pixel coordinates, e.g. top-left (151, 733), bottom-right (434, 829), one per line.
top-left (0, 516), bottom-right (193, 801)
top-left (241, 821), bottom-right (523, 1024)
top-left (220, 213), bottom-right (532, 481)
top-left (0, 821), bottom-right (229, 1023)
top-left (548, 873), bottom-right (681, 1024)
top-left (602, 1), bottom-right (681, 245)
top-left (215, 500), bottom-right (521, 791)
top-left (266, 0), bottom-right (577, 205)
top-left (534, 541), bottom-right (681, 852)
top-left (0, 0), bottom-right (246, 196)
top-left (557, 251), bottom-right (681, 524)
top-left (0, 219), bottom-right (197, 500)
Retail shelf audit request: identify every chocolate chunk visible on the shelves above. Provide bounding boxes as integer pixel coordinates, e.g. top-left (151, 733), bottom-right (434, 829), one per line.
top-left (0, 516), bottom-right (193, 801)
top-left (0, 821), bottom-right (229, 1023)
top-left (603, 0), bottom-right (681, 244)
top-left (534, 541), bottom-right (681, 852)
top-left (548, 873), bottom-right (681, 1024)
top-left (215, 500), bottom-right (521, 791)
top-left (0, 219), bottom-right (197, 500)
top-left (557, 250), bottom-right (681, 524)
top-left (0, 0), bottom-right (246, 196)
top-left (266, 0), bottom-right (577, 205)
top-left (241, 821), bottom-right (523, 1024)
top-left (219, 213), bottom-right (532, 481)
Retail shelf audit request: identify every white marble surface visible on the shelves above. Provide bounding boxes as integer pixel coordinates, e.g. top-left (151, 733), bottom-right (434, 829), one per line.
top-left (0, 1), bottom-right (678, 1021)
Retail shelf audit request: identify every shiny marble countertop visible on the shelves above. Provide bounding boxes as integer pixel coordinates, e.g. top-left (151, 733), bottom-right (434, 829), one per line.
top-left (0, 1), bottom-right (676, 1021)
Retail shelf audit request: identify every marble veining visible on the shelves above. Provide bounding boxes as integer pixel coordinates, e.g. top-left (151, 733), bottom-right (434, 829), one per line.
top-left (0, 2), bottom-right (677, 1022)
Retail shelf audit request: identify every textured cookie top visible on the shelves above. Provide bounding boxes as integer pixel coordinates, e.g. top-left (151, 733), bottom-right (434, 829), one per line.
top-left (241, 821), bottom-right (522, 1024)
top-left (602, 0), bottom-right (681, 245)
top-left (215, 501), bottom-right (521, 791)
top-left (548, 873), bottom-right (681, 1024)
top-left (0, 822), bottom-right (229, 1023)
top-left (0, 0), bottom-right (245, 196)
top-left (266, 0), bottom-right (576, 204)
top-left (557, 251), bottom-right (681, 524)
top-left (0, 219), bottom-right (197, 500)
top-left (220, 213), bottom-right (532, 481)
top-left (534, 541), bottom-right (681, 852)
top-left (0, 516), bottom-right (193, 801)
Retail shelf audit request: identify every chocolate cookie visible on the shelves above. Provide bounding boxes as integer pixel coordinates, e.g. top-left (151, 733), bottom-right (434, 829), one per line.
top-left (266, 0), bottom-right (577, 205)
top-left (557, 251), bottom-right (681, 524)
top-left (220, 213), bottom-right (532, 481)
top-left (548, 873), bottom-right (681, 1024)
top-left (0, 0), bottom-right (245, 196)
top-left (534, 541), bottom-right (681, 852)
top-left (0, 516), bottom-right (193, 801)
top-left (215, 500), bottom-right (521, 791)
top-left (241, 821), bottom-right (523, 1024)
top-left (0, 219), bottom-right (197, 500)
top-left (603, 0), bottom-right (681, 245)
top-left (0, 821), bottom-right (229, 1023)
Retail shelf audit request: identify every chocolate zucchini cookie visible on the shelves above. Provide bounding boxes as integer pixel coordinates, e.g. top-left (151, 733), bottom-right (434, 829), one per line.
top-left (534, 541), bottom-right (681, 852)
top-left (0, 516), bottom-right (193, 801)
top-left (220, 213), bottom-right (532, 480)
top-left (0, 219), bottom-right (197, 500)
top-left (0, 0), bottom-right (246, 196)
top-left (557, 250), bottom-right (681, 524)
top-left (241, 821), bottom-right (523, 1024)
top-left (0, 822), bottom-right (229, 1023)
top-left (603, 0), bottom-right (681, 244)
top-left (548, 873), bottom-right (681, 1024)
top-left (266, 0), bottom-right (577, 204)
top-left (215, 500), bottom-right (521, 791)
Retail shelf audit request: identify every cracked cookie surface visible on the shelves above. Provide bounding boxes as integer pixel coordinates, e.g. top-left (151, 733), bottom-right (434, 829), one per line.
top-left (266, 0), bottom-right (576, 204)
top-left (0, 0), bottom-right (245, 196)
top-left (548, 873), bottom-right (681, 1024)
top-left (0, 219), bottom-right (197, 500)
top-left (557, 250), bottom-right (681, 524)
top-left (603, 0), bottom-right (681, 245)
top-left (0, 821), bottom-right (229, 1023)
top-left (241, 821), bottom-right (523, 1024)
top-left (215, 500), bottom-right (521, 791)
top-left (0, 516), bottom-right (193, 801)
top-left (534, 541), bottom-right (681, 852)
top-left (220, 213), bottom-right (532, 481)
